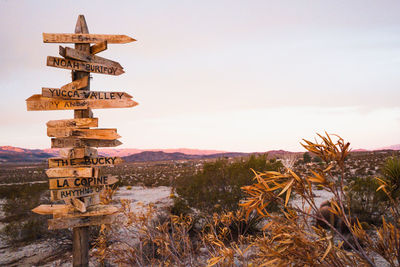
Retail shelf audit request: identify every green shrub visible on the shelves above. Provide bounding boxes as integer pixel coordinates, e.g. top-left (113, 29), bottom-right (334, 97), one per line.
top-left (346, 176), bottom-right (388, 225)
top-left (0, 216), bottom-right (47, 243)
top-left (173, 154), bottom-right (283, 214)
top-left (303, 152), bottom-right (311, 163)
top-left (381, 155), bottom-right (400, 197)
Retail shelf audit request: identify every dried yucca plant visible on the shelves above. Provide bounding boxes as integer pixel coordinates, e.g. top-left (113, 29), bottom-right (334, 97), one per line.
top-left (239, 132), bottom-right (393, 266)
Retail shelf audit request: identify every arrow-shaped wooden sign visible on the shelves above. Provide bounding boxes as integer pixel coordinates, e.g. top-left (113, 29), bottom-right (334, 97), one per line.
top-left (42, 88), bottom-right (132, 100)
top-left (33, 204), bottom-right (118, 218)
top-left (50, 186), bottom-right (104, 201)
top-left (47, 128), bottom-right (120, 140)
top-left (26, 94), bottom-right (138, 111)
top-left (90, 41), bottom-right (107, 55)
top-left (46, 167), bottom-right (98, 178)
top-left (48, 156), bottom-right (123, 168)
top-left (47, 118), bottom-right (98, 128)
top-left (47, 56), bottom-right (124, 76)
top-left (51, 138), bottom-right (122, 148)
top-left (60, 76), bottom-right (89, 90)
top-left (43, 33), bottom-right (136, 44)
top-left (59, 46), bottom-right (122, 69)
top-left (49, 176), bottom-right (118, 190)
top-left (32, 204), bottom-right (74, 215)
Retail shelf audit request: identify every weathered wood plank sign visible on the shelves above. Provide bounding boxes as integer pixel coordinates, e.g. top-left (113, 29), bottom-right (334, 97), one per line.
top-left (51, 186), bottom-right (104, 201)
top-left (59, 46), bottom-right (123, 69)
top-left (54, 205), bottom-right (119, 219)
top-left (29, 15), bottom-right (138, 266)
top-left (32, 204), bottom-right (74, 215)
top-left (47, 56), bottom-right (124, 76)
top-left (46, 167), bottom-right (98, 178)
top-left (59, 147), bottom-right (98, 158)
top-left (48, 156), bottom-right (123, 168)
top-left (26, 94), bottom-right (138, 111)
top-left (61, 76), bottom-right (88, 90)
top-left (47, 118), bottom-right (98, 128)
top-left (47, 128), bottom-right (120, 140)
top-left (42, 88), bottom-right (132, 100)
top-left (49, 176), bottom-right (118, 190)
top-left (51, 138), bottom-right (122, 148)
top-left (43, 33), bottom-right (136, 44)
top-left (90, 41), bottom-right (107, 55)
top-left (48, 213), bottom-right (121, 230)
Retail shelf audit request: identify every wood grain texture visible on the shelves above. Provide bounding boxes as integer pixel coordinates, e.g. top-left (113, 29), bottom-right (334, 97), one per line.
top-left (71, 198), bottom-right (86, 213)
top-left (26, 94), bottom-right (138, 111)
top-left (73, 14), bottom-right (92, 121)
top-left (42, 88), bottom-right (132, 100)
top-left (49, 213), bottom-right (121, 230)
top-left (59, 147), bottom-right (97, 158)
top-left (46, 167), bottom-right (98, 178)
top-left (59, 46), bottom-right (122, 69)
top-left (46, 118), bottom-right (98, 128)
top-left (47, 128), bottom-right (120, 140)
top-left (90, 41), bottom-right (107, 54)
top-left (32, 204), bottom-right (74, 215)
top-left (72, 15), bottom-right (91, 267)
top-left (51, 138), bottom-right (122, 148)
top-left (48, 156), bottom-right (123, 168)
top-left (53, 204), bottom-right (118, 219)
top-left (73, 227), bottom-right (89, 266)
top-left (49, 176), bottom-right (118, 190)
top-left (47, 56), bottom-right (124, 76)
top-left (50, 186), bottom-right (104, 201)
top-left (60, 76), bottom-right (88, 90)
top-left (43, 33), bottom-right (136, 44)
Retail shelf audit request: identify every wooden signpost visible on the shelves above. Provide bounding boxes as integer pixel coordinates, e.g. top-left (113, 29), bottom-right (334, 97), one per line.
top-left (28, 15), bottom-right (137, 267)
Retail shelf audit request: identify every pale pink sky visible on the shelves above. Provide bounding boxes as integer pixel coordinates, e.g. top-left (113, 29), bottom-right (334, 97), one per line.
top-left (0, 0), bottom-right (399, 152)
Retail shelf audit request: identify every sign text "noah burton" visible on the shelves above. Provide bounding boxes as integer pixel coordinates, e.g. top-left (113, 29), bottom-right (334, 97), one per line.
top-left (47, 56), bottom-right (119, 75)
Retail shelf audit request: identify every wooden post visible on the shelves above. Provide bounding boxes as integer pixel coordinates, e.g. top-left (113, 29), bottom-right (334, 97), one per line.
top-left (73, 226), bottom-right (89, 267)
top-left (73, 15), bottom-right (91, 267)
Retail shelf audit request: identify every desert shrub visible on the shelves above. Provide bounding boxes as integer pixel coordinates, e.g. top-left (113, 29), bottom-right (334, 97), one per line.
top-left (95, 202), bottom-right (200, 266)
top-left (173, 154), bottom-right (283, 213)
top-left (95, 201), bottom-right (259, 266)
top-left (1, 216), bottom-right (48, 243)
top-left (202, 210), bottom-right (261, 244)
top-left (380, 156), bottom-right (400, 197)
top-left (346, 177), bottom-right (388, 225)
top-left (170, 194), bottom-right (191, 216)
top-left (313, 156), bottom-right (323, 163)
top-left (0, 183), bottom-right (51, 244)
top-left (303, 152), bottom-right (311, 163)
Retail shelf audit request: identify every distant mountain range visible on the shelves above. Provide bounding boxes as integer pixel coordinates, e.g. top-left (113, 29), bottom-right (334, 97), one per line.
top-left (0, 146), bottom-right (54, 163)
top-left (0, 145), bottom-right (399, 164)
top-left (0, 146), bottom-right (247, 164)
top-left (123, 151), bottom-right (248, 162)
